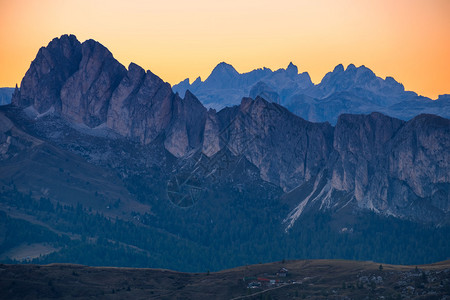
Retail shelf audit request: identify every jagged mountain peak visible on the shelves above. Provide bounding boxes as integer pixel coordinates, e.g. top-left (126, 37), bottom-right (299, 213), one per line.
top-left (12, 35), bottom-right (209, 157)
top-left (203, 62), bottom-right (239, 88)
top-left (210, 62), bottom-right (239, 76)
top-left (192, 76), bottom-right (202, 85)
top-left (240, 96), bottom-right (262, 110)
top-left (47, 34), bottom-right (80, 50)
top-left (183, 89), bottom-right (203, 105)
top-left (127, 62), bottom-right (145, 74)
top-left (326, 63), bottom-right (375, 79)
top-left (346, 63), bottom-right (357, 71)
top-left (240, 95), bottom-right (271, 106)
top-left (286, 61), bottom-right (298, 75)
top-left (82, 38), bottom-right (107, 51)
top-left (12, 34), bottom-right (83, 112)
top-left (317, 63), bottom-right (404, 97)
top-left (238, 96), bottom-right (295, 123)
top-left (384, 76), bottom-right (400, 84)
top-left (178, 77), bottom-right (190, 85)
top-left (333, 64), bottom-right (345, 73)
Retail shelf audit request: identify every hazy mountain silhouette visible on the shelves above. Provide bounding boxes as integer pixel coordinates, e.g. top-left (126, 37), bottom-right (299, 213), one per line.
top-left (0, 88), bottom-right (14, 105)
top-left (173, 62), bottom-right (450, 124)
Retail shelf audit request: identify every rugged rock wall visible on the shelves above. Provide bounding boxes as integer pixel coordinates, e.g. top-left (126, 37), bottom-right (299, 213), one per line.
top-left (60, 39), bottom-right (127, 127)
top-left (12, 35), bottom-right (206, 157)
top-left (208, 97), bottom-right (334, 191)
top-left (10, 35), bottom-right (450, 223)
top-left (12, 34), bottom-right (82, 112)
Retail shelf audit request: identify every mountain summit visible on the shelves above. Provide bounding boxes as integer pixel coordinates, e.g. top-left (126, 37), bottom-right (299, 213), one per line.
top-left (12, 34), bottom-right (206, 156)
top-left (173, 61), bottom-right (313, 110)
top-left (312, 63), bottom-right (405, 100)
top-left (203, 62), bottom-right (240, 89)
top-left (174, 62), bottom-right (449, 124)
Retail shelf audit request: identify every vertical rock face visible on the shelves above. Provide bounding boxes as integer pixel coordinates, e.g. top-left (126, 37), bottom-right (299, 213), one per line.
top-left (107, 65), bottom-right (178, 144)
top-left (60, 39), bottom-right (127, 127)
top-left (202, 109), bottom-right (222, 157)
top-left (12, 34), bottom-right (82, 112)
top-left (106, 62), bottom-right (146, 136)
top-left (328, 113), bottom-right (449, 219)
top-left (281, 111), bottom-right (449, 226)
top-left (212, 97), bottom-right (334, 190)
top-left (331, 113), bottom-right (404, 197)
top-left (128, 69), bottom-right (176, 144)
top-left (106, 64), bottom-right (207, 156)
top-left (164, 90), bottom-right (207, 157)
top-left (389, 115), bottom-right (450, 199)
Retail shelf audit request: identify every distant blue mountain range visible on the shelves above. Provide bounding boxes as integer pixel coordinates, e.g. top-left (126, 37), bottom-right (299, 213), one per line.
top-left (0, 88), bottom-right (14, 106)
top-left (173, 63), bottom-right (449, 124)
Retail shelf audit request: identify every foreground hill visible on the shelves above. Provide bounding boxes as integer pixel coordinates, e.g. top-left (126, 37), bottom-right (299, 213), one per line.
top-left (1, 260), bottom-right (449, 299)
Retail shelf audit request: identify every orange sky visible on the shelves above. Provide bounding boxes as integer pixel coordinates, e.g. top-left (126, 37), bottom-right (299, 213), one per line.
top-left (0, 0), bottom-right (449, 99)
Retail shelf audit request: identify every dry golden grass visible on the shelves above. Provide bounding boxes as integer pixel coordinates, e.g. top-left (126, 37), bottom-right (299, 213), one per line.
top-left (1, 259), bottom-right (449, 299)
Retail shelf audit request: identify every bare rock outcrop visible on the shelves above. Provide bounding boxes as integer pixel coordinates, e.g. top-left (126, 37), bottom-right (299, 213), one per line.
top-left (331, 112), bottom-right (404, 200)
top-left (211, 96), bottom-right (334, 191)
top-left (13, 35), bottom-right (207, 156)
top-left (12, 34), bottom-right (82, 112)
top-left (106, 63), bottom-right (175, 143)
top-left (60, 39), bottom-right (127, 127)
top-left (388, 114), bottom-right (450, 213)
top-left (107, 65), bottom-right (207, 154)
top-left (164, 90), bottom-right (207, 157)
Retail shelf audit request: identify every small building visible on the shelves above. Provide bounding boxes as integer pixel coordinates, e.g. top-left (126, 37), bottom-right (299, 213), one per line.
top-left (247, 281), bottom-right (261, 289)
top-left (277, 268), bottom-right (289, 277)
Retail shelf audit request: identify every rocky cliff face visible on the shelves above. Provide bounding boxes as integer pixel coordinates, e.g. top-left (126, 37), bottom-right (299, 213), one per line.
top-left (164, 90), bottom-right (207, 157)
top-left (328, 113), bottom-right (448, 222)
top-left (388, 115), bottom-right (450, 202)
top-left (107, 63), bottom-right (177, 144)
top-left (60, 39), bottom-right (127, 127)
top-left (331, 113), bottom-right (405, 199)
top-left (12, 34), bottom-right (82, 112)
top-left (9, 35), bottom-right (450, 225)
top-left (12, 35), bottom-right (207, 157)
top-left (282, 112), bottom-right (449, 227)
top-left (209, 97), bottom-right (334, 190)
top-left (201, 99), bottom-right (449, 223)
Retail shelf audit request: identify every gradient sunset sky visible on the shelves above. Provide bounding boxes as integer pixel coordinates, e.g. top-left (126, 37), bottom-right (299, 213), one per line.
top-left (1, 0), bottom-right (449, 99)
